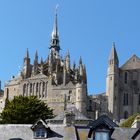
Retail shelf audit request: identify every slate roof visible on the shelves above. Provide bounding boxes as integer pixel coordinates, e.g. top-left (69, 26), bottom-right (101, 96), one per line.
top-left (88, 114), bottom-right (118, 129)
top-left (112, 127), bottom-right (138, 140)
top-left (47, 107), bottom-right (92, 125)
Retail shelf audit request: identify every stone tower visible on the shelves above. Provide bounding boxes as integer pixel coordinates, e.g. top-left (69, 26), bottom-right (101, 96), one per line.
top-left (22, 48), bottom-right (31, 79)
top-left (106, 43), bottom-right (119, 121)
top-left (76, 57), bottom-right (87, 115)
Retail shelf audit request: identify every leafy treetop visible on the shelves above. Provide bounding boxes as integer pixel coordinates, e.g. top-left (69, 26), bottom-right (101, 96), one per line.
top-left (0, 96), bottom-right (54, 124)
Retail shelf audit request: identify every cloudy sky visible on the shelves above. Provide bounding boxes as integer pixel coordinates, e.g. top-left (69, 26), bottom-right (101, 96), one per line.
top-left (0, 0), bottom-right (140, 94)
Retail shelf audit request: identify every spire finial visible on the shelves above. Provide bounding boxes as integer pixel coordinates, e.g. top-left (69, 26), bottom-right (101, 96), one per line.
top-left (52, 5), bottom-right (59, 38)
top-left (55, 4), bottom-right (59, 15)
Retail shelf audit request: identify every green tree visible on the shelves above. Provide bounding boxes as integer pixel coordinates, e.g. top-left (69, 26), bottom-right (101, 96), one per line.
top-left (120, 113), bottom-right (139, 127)
top-left (0, 96), bottom-right (54, 124)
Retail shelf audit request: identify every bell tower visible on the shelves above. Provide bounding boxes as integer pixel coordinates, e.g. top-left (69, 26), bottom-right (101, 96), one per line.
top-left (106, 43), bottom-right (119, 121)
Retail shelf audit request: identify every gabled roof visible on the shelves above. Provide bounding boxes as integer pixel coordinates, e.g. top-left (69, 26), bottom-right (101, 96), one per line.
top-left (121, 55), bottom-right (140, 70)
top-left (31, 119), bottom-right (48, 130)
top-left (88, 115), bottom-right (118, 138)
top-left (88, 115), bottom-right (118, 129)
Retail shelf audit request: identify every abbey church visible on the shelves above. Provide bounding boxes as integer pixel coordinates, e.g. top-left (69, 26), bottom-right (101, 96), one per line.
top-left (1, 13), bottom-right (140, 122)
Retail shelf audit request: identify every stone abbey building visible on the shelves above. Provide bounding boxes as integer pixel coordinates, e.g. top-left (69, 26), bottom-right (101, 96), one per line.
top-left (3, 13), bottom-right (88, 116)
top-left (1, 13), bottom-right (140, 122)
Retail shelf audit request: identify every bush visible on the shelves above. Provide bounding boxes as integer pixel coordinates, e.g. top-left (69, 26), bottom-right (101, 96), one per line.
top-left (120, 113), bottom-right (139, 127)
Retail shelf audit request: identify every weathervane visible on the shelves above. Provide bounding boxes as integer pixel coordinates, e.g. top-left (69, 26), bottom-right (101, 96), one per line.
top-left (55, 4), bottom-right (59, 14)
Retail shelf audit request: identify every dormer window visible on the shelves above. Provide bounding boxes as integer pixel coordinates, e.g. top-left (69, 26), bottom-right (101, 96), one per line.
top-left (31, 120), bottom-right (49, 139)
top-left (95, 131), bottom-right (109, 140)
top-left (88, 115), bottom-right (118, 140)
top-left (35, 127), bottom-right (47, 138)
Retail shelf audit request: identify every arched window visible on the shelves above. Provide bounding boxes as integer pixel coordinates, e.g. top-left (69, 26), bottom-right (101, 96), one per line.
top-left (6, 88), bottom-right (9, 99)
top-left (124, 111), bottom-right (128, 119)
top-left (36, 83), bottom-right (38, 93)
top-left (39, 83), bottom-right (41, 98)
top-left (124, 72), bottom-right (128, 84)
top-left (45, 82), bottom-right (48, 98)
top-left (23, 84), bottom-right (26, 96)
top-left (30, 83), bottom-right (32, 94)
top-left (123, 93), bottom-right (128, 105)
top-left (42, 82), bottom-right (45, 92)
top-left (138, 94), bottom-right (140, 105)
top-left (68, 90), bottom-right (72, 101)
top-left (88, 100), bottom-right (92, 111)
top-left (32, 83), bottom-right (35, 95)
top-left (27, 84), bottom-right (29, 96)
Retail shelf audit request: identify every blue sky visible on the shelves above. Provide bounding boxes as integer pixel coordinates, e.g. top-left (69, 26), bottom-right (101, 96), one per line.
top-left (0, 0), bottom-right (140, 94)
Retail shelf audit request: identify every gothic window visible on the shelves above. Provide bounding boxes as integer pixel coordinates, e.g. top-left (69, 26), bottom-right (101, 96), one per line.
top-left (27, 84), bottom-right (29, 96)
top-left (23, 84), bottom-right (26, 96)
top-left (124, 111), bottom-right (128, 119)
top-left (132, 71), bottom-right (138, 86)
top-left (33, 83), bottom-right (35, 95)
top-left (124, 72), bottom-right (128, 84)
top-left (123, 93), bottom-right (128, 105)
top-left (138, 94), bottom-right (140, 105)
top-left (42, 82), bottom-right (45, 92)
top-left (30, 83), bottom-right (32, 94)
top-left (68, 90), bottom-right (72, 101)
top-left (6, 88), bottom-right (9, 99)
top-left (36, 83), bottom-right (39, 93)
top-left (39, 83), bottom-right (41, 96)
top-left (110, 60), bottom-right (114, 65)
top-left (45, 82), bottom-right (47, 97)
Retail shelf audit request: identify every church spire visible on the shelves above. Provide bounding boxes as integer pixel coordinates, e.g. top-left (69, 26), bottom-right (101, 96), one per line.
top-left (109, 42), bottom-right (119, 66)
top-left (34, 50), bottom-right (38, 61)
top-left (50, 6), bottom-right (60, 55)
top-left (23, 48), bottom-right (31, 78)
top-left (51, 9), bottom-right (59, 39)
top-left (25, 48), bottom-right (29, 58)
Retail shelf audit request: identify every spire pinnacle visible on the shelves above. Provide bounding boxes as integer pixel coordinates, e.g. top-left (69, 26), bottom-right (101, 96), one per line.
top-left (66, 50), bottom-right (70, 59)
top-left (35, 50), bottom-right (38, 58)
top-left (109, 42), bottom-right (119, 65)
top-left (79, 56), bottom-right (83, 65)
top-left (25, 48), bottom-right (29, 58)
top-left (109, 42), bottom-right (118, 60)
top-left (52, 5), bottom-right (59, 39)
top-left (40, 57), bottom-right (43, 65)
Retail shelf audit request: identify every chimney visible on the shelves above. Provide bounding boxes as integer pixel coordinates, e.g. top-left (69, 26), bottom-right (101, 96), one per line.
top-left (63, 111), bottom-right (75, 126)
